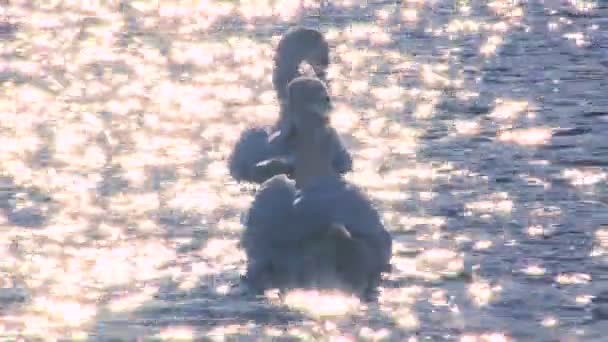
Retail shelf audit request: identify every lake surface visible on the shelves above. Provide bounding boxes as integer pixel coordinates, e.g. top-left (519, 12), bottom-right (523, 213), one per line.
top-left (1, 0), bottom-right (607, 340)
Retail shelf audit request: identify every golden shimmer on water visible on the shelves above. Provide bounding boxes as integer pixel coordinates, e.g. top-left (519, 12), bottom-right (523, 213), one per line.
top-left (0, 0), bottom-right (604, 340)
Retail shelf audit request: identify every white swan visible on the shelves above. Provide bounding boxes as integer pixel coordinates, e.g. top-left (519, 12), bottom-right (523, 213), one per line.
top-left (241, 77), bottom-right (392, 300)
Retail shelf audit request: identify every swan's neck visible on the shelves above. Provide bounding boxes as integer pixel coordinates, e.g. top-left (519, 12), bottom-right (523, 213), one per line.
top-left (273, 57), bottom-right (301, 129)
top-left (293, 118), bottom-right (335, 189)
top-left (272, 59), bottom-right (301, 107)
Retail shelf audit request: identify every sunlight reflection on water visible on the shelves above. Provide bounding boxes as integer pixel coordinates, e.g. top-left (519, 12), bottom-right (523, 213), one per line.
top-left (283, 290), bottom-right (360, 319)
top-left (0, 0), bottom-right (606, 339)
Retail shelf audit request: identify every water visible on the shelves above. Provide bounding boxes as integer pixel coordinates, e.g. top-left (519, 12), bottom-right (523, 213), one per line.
top-left (0, 0), bottom-right (607, 340)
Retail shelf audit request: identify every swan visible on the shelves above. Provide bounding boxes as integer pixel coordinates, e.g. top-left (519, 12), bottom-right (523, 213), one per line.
top-left (241, 77), bottom-right (392, 300)
top-left (228, 27), bottom-right (352, 184)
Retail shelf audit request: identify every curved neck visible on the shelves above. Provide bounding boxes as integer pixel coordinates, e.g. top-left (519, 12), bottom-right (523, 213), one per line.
top-left (293, 117), bottom-right (336, 189)
top-left (272, 59), bottom-right (301, 107)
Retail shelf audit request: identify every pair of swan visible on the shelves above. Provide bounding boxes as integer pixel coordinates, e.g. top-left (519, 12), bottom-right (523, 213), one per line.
top-left (228, 27), bottom-right (392, 300)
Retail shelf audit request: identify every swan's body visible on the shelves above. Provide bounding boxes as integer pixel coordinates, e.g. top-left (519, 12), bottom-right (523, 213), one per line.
top-left (228, 27), bottom-right (352, 184)
top-left (241, 77), bottom-right (392, 300)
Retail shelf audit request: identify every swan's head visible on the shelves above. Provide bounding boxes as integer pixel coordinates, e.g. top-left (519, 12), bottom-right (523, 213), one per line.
top-left (287, 76), bottom-right (332, 131)
top-left (276, 27), bottom-right (330, 80)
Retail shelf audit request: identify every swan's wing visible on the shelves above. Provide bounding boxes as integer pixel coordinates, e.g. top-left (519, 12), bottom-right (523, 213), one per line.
top-left (228, 128), bottom-right (293, 183)
top-left (337, 183), bottom-right (393, 266)
top-left (228, 127), bottom-right (279, 183)
top-left (278, 188), bottom-right (335, 244)
top-left (228, 124), bottom-right (298, 184)
top-left (252, 157), bottom-right (294, 183)
top-left (302, 178), bottom-right (392, 267)
top-left (240, 175), bottom-right (298, 291)
top-left (241, 175), bottom-right (297, 255)
top-left (251, 127), bottom-right (296, 182)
